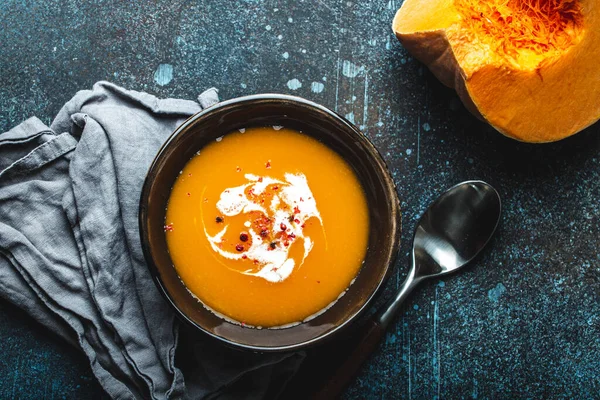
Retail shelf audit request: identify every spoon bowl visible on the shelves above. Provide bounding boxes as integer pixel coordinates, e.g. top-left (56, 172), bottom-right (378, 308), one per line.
top-left (413, 180), bottom-right (501, 278)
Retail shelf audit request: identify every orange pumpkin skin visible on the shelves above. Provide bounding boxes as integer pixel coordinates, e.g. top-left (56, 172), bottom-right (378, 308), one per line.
top-left (393, 0), bottom-right (600, 143)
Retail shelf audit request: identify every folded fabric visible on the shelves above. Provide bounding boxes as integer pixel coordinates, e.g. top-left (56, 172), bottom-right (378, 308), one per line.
top-left (0, 82), bottom-right (303, 399)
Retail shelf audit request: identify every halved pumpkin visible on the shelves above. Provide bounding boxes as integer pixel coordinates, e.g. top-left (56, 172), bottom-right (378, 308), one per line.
top-left (393, 0), bottom-right (600, 142)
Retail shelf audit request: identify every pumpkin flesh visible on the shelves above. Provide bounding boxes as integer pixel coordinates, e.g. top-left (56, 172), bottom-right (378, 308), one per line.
top-left (393, 0), bottom-right (600, 142)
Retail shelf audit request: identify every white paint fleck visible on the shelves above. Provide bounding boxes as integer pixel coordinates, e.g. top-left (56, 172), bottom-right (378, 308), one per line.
top-left (367, 38), bottom-right (377, 46)
top-left (153, 63), bottom-right (173, 86)
top-left (377, 121), bottom-right (384, 127)
top-left (362, 73), bottom-right (369, 128)
top-left (277, 34), bottom-right (283, 40)
top-left (352, 95), bottom-right (357, 101)
top-left (288, 17), bottom-right (293, 23)
top-left (274, 7), bottom-right (279, 11)
top-left (342, 60), bottom-right (364, 78)
top-left (386, 38), bottom-right (393, 50)
top-left (345, 112), bottom-right (355, 124)
top-left (287, 78), bottom-right (302, 90)
top-left (53, 46), bottom-right (57, 52)
top-left (322, 76), bottom-right (327, 82)
top-left (423, 122), bottom-right (431, 132)
top-left (265, 25), bottom-right (272, 31)
top-left (301, 49), bottom-right (307, 54)
top-left (241, 83), bottom-right (247, 89)
top-left (406, 149), bottom-right (412, 155)
top-left (282, 52), bottom-right (289, 59)
top-left (311, 82), bottom-right (325, 93)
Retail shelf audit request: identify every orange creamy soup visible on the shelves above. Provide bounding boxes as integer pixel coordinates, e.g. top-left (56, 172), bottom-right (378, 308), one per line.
top-left (165, 126), bottom-right (369, 327)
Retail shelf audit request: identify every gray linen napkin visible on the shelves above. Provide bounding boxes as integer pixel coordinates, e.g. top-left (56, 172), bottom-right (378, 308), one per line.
top-left (0, 82), bottom-right (303, 399)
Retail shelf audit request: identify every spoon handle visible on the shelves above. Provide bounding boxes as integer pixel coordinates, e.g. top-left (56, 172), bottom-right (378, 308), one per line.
top-left (312, 269), bottom-right (419, 399)
top-left (312, 318), bottom-right (384, 400)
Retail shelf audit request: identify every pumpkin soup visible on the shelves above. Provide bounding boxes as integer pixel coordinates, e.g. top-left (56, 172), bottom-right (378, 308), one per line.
top-left (164, 126), bottom-right (369, 328)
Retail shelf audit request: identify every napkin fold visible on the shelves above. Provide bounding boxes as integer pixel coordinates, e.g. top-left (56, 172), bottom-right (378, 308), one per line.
top-left (0, 82), bottom-right (303, 399)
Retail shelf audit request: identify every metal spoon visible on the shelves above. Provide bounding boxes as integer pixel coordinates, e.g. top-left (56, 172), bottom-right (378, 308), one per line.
top-left (315, 180), bottom-right (501, 399)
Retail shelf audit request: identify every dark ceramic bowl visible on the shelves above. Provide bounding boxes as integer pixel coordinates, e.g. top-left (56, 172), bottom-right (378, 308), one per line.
top-left (139, 94), bottom-right (401, 352)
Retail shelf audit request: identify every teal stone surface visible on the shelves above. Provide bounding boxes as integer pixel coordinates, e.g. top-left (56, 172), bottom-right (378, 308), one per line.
top-left (1, 0), bottom-right (599, 398)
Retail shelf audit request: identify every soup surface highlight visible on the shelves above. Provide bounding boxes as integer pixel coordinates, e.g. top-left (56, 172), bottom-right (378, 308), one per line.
top-left (165, 126), bottom-right (369, 327)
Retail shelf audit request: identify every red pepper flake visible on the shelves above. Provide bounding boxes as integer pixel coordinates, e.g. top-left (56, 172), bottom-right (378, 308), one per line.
top-left (216, 216), bottom-right (224, 223)
top-left (284, 241), bottom-right (289, 247)
top-left (163, 223), bottom-right (174, 232)
top-left (265, 160), bottom-right (271, 169)
top-left (188, 173), bottom-right (192, 177)
top-left (241, 322), bottom-right (246, 327)
top-left (187, 192), bottom-right (191, 197)
top-left (273, 185), bottom-right (279, 190)
top-left (239, 232), bottom-right (249, 242)
top-left (301, 223), bottom-right (306, 228)
top-left (269, 242), bottom-right (277, 249)
top-left (236, 166), bottom-right (242, 172)
top-left (253, 259), bottom-right (259, 264)
top-left (260, 229), bottom-right (269, 237)
top-left (294, 218), bottom-right (300, 224)
top-left (280, 223), bottom-right (287, 231)
top-left (235, 244), bottom-right (244, 252)
top-left (317, 280), bottom-right (321, 284)
top-left (288, 233), bottom-right (296, 239)
top-left (300, 197), bottom-right (304, 202)
top-left (293, 206), bottom-right (300, 214)
top-left (224, 190), bottom-right (230, 193)
top-left (258, 177), bottom-right (263, 182)
top-left (242, 255), bottom-right (247, 259)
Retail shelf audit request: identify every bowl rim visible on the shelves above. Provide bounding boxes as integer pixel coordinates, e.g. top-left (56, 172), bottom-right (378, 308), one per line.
top-left (139, 93), bottom-right (402, 352)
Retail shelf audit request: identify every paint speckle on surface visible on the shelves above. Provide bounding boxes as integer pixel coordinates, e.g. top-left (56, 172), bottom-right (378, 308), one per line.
top-left (342, 60), bottom-right (364, 78)
top-left (282, 52), bottom-right (289, 59)
top-left (311, 82), bottom-right (324, 93)
top-left (488, 283), bottom-right (507, 302)
top-left (423, 122), bottom-right (431, 132)
top-left (413, 304), bottom-right (419, 310)
top-left (153, 64), bottom-right (173, 86)
top-left (438, 281), bottom-right (445, 288)
top-left (277, 34), bottom-right (283, 40)
top-left (240, 83), bottom-right (247, 89)
top-left (406, 149), bottom-right (412, 155)
top-left (345, 112), bottom-right (355, 123)
top-left (265, 25), bottom-right (272, 31)
top-left (288, 17), bottom-right (293, 22)
top-left (286, 78), bottom-right (302, 90)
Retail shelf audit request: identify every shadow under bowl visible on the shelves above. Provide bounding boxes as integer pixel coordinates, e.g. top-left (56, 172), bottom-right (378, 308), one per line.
top-left (139, 94), bottom-right (401, 352)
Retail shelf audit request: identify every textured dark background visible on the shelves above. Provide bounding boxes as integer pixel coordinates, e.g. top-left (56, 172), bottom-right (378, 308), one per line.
top-left (1, 0), bottom-right (599, 399)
